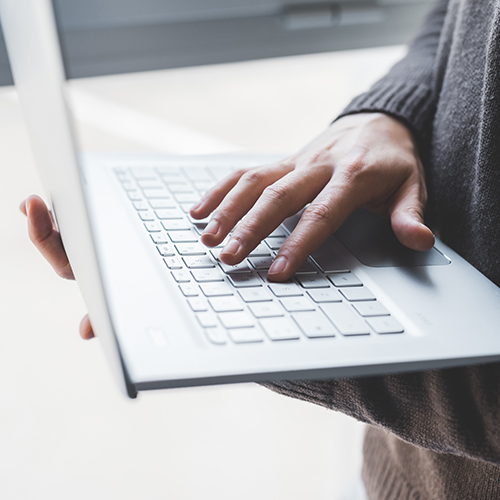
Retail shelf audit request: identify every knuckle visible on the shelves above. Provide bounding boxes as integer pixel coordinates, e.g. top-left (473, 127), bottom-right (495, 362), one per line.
top-left (242, 168), bottom-right (265, 186)
top-left (303, 202), bottom-right (334, 225)
top-left (262, 183), bottom-right (291, 203)
top-left (234, 167), bottom-right (249, 179)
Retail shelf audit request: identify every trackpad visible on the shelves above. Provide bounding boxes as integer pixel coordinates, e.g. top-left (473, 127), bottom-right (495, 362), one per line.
top-left (334, 209), bottom-right (450, 267)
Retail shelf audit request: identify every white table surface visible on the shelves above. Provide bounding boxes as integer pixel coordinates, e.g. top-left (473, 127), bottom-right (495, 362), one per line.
top-left (0, 46), bottom-right (404, 500)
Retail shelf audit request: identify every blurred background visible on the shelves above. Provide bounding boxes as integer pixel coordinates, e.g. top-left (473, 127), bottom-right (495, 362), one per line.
top-left (0, 1), bottom-right (431, 499)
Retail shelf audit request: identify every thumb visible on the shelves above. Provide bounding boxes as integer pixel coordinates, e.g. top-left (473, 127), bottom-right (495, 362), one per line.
top-left (390, 178), bottom-right (434, 251)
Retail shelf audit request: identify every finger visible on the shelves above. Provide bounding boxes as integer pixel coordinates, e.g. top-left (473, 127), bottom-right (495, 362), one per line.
top-left (268, 180), bottom-right (362, 280)
top-left (19, 199), bottom-right (27, 216)
top-left (190, 168), bottom-right (248, 220)
top-left (79, 315), bottom-right (95, 340)
top-left (219, 166), bottom-right (331, 265)
top-left (200, 163), bottom-right (293, 247)
top-left (390, 177), bottom-right (434, 251)
top-left (24, 195), bottom-right (75, 280)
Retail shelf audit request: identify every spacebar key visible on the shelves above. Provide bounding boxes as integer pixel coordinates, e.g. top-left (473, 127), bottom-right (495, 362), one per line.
top-left (320, 303), bottom-right (370, 336)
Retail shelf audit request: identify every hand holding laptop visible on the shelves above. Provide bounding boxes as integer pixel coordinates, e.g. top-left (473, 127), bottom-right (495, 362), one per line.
top-left (21, 112), bottom-right (433, 341)
top-left (20, 195), bottom-right (94, 340)
top-left (192, 112), bottom-right (434, 281)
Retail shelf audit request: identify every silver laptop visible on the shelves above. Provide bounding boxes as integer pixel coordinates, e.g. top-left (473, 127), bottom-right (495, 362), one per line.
top-left (3, 0), bottom-right (500, 398)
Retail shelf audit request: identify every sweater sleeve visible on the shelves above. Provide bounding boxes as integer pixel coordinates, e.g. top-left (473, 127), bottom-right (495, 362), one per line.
top-left (264, 0), bottom-right (500, 467)
top-left (261, 363), bottom-right (500, 466)
top-left (337, 0), bottom-right (450, 139)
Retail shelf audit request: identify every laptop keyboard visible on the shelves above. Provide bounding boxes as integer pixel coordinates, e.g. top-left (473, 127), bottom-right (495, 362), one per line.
top-left (114, 165), bottom-right (404, 345)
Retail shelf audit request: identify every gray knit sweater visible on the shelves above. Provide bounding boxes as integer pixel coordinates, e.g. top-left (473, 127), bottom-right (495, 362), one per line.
top-left (264, 1), bottom-right (500, 498)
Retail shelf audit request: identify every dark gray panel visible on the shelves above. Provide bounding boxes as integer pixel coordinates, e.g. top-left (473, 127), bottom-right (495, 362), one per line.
top-left (0, 1), bottom-right (434, 84)
top-left (60, 3), bottom-right (432, 79)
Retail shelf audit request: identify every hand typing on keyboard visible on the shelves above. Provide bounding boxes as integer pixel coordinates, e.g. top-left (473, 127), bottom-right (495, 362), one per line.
top-left (191, 112), bottom-right (434, 282)
top-left (20, 112), bottom-right (433, 341)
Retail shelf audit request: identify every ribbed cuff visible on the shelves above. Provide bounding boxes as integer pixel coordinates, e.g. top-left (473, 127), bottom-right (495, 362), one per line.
top-left (336, 79), bottom-right (436, 140)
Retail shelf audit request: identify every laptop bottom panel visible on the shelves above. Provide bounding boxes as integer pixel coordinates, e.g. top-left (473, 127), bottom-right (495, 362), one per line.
top-left (82, 153), bottom-right (500, 393)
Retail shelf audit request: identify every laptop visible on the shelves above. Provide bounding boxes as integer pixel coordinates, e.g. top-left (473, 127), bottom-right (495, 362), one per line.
top-left (3, 0), bottom-right (500, 399)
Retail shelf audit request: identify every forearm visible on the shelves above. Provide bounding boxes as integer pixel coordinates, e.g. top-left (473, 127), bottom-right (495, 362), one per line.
top-left (263, 362), bottom-right (500, 465)
top-left (338, 0), bottom-right (450, 139)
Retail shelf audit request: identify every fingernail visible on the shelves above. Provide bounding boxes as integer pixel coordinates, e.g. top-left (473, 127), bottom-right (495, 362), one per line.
top-left (203, 219), bottom-right (219, 236)
top-left (221, 238), bottom-right (240, 257)
top-left (269, 256), bottom-right (287, 275)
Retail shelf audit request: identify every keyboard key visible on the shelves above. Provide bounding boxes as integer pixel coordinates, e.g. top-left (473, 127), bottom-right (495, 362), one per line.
top-left (294, 260), bottom-right (318, 275)
top-left (340, 286), bottom-right (376, 301)
top-left (265, 236), bottom-right (287, 250)
top-left (133, 201), bottom-right (149, 210)
top-left (157, 244), bottom-right (175, 257)
top-left (367, 316), bottom-right (404, 334)
top-left (127, 191), bottom-right (143, 201)
top-left (168, 183), bottom-right (193, 193)
top-left (150, 233), bottom-right (169, 244)
top-left (329, 273), bottom-right (362, 287)
top-left (149, 199), bottom-right (175, 209)
top-left (228, 327), bottom-right (263, 343)
top-left (321, 303), bottom-right (370, 336)
top-left (293, 311), bottom-right (336, 338)
top-left (183, 256), bottom-right (215, 268)
top-left (248, 243), bottom-right (272, 257)
top-left (307, 288), bottom-right (342, 303)
top-left (238, 287), bottom-right (272, 302)
top-left (269, 227), bottom-right (287, 238)
top-left (204, 327), bottom-right (227, 345)
top-left (138, 179), bottom-right (162, 189)
top-left (138, 210), bottom-right (155, 221)
top-left (184, 167), bottom-right (213, 182)
top-left (200, 282), bottom-right (234, 296)
top-left (157, 167), bottom-right (182, 178)
top-left (296, 276), bottom-right (330, 288)
top-left (171, 270), bottom-right (191, 283)
top-left (191, 269), bottom-right (224, 282)
top-left (164, 257), bottom-right (183, 269)
top-left (179, 283), bottom-right (199, 297)
top-left (174, 193), bottom-right (199, 204)
top-left (193, 181), bottom-right (214, 194)
top-left (248, 302), bottom-right (284, 318)
top-left (168, 230), bottom-right (198, 243)
top-left (219, 260), bottom-right (253, 274)
top-left (209, 166), bottom-right (234, 181)
top-left (209, 296), bottom-right (243, 312)
top-left (210, 248), bottom-right (222, 261)
top-left (196, 312), bottom-right (218, 328)
top-left (187, 297), bottom-right (208, 312)
top-left (131, 167), bottom-right (157, 179)
top-left (175, 243), bottom-right (206, 255)
top-left (353, 301), bottom-right (390, 317)
top-left (311, 250), bottom-right (349, 273)
top-left (144, 221), bottom-right (161, 232)
top-left (260, 317), bottom-right (300, 340)
top-left (228, 273), bottom-right (263, 288)
top-left (219, 311), bottom-right (254, 329)
top-left (161, 219), bottom-right (191, 231)
top-left (121, 181), bottom-right (136, 191)
top-left (155, 208), bottom-right (183, 219)
top-left (180, 203), bottom-right (195, 213)
top-left (268, 283), bottom-right (303, 297)
top-left (249, 256), bottom-right (274, 270)
top-left (143, 188), bottom-right (171, 199)
top-left (280, 297), bottom-right (316, 312)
